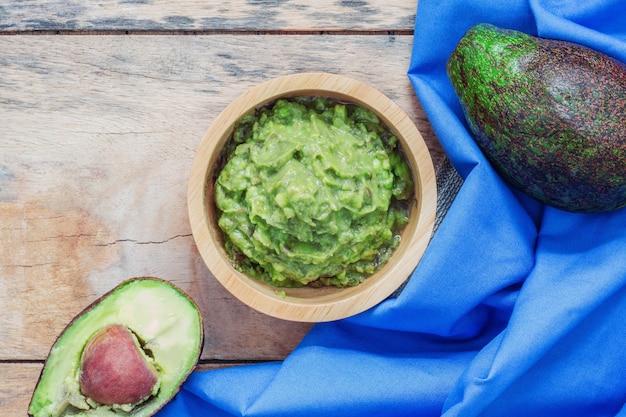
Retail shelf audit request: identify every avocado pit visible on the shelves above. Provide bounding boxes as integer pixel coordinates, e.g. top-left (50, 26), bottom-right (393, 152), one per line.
top-left (79, 324), bottom-right (159, 406)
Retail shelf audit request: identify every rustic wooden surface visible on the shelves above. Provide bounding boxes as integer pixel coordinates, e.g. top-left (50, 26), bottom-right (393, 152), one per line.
top-left (0, 1), bottom-right (447, 415)
top-left (0, 0), bottom-right (417, 32)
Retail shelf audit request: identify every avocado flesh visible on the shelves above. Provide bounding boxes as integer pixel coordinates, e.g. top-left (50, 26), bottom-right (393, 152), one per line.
top-left (447, 23), bottom-right (626, 212)
top-left (29, 278), bottom-right (204, 417)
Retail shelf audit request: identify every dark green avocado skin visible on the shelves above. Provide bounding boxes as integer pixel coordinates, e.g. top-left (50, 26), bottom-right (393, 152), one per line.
top-left (446, 23), bottom-right (626, 212)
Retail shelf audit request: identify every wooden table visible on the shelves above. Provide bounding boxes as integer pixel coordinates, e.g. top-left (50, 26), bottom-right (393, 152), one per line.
top-left (0, 1), bottom-right (446, 414)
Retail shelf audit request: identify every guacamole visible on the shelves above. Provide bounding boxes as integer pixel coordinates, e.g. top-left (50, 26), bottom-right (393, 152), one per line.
top-left (214, 97), bottom-right (414, 288)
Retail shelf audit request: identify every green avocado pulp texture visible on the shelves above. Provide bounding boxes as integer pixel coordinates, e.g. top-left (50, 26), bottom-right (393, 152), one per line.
top-left (215, 97), bottom-right (414, 287)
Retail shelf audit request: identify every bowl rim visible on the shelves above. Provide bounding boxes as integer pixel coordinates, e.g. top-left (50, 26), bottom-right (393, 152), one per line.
top-left (187, 72), bottom-right (437, 322)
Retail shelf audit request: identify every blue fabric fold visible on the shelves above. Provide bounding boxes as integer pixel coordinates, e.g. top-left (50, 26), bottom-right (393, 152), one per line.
top-left (158, 1), bottom-right (626, 415)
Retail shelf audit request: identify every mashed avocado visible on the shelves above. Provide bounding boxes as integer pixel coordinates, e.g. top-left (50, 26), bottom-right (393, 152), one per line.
top-left (214, 97), bottom-right (413, 287)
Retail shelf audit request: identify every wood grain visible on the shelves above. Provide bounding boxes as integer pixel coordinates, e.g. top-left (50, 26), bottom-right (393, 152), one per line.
top-left (0, 0), bottom-right (448, 409)
top-left (0, 363), bottom-right (41, 416)
top-left (0, 0), bottom-right (417, 32)
top-left (0, 34), bottom-right (442, 362)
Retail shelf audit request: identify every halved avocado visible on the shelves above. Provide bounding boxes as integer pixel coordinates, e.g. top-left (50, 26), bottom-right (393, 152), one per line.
top-left (29, 277), bottom-right (204, 417)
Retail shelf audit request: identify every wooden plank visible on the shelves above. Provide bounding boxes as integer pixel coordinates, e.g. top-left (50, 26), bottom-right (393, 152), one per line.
top-left (0, 363), bottom-right (41, 416)
top-left (0, 34), bottom-right (442, 362)
top-left (0, 0), bottom-right (417, 32)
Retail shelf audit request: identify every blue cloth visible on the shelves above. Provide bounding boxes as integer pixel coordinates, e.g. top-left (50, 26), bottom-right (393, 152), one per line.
top-left (158, 1), bottom-right (626, 416)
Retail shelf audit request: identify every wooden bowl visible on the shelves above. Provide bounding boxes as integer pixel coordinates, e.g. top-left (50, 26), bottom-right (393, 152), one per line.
top-left (188, 73), bottom-right (436, 322)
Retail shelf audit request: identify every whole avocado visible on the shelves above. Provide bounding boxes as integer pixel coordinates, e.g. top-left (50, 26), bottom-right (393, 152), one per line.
top-left (446, 23), bottom-right (626, 212)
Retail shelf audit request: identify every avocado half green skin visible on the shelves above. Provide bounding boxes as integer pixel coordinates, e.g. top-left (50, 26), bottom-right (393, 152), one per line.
top-left (447, 23), bottom-right (626, 212)
top-left (29, 277), bottom-right (204, 417)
